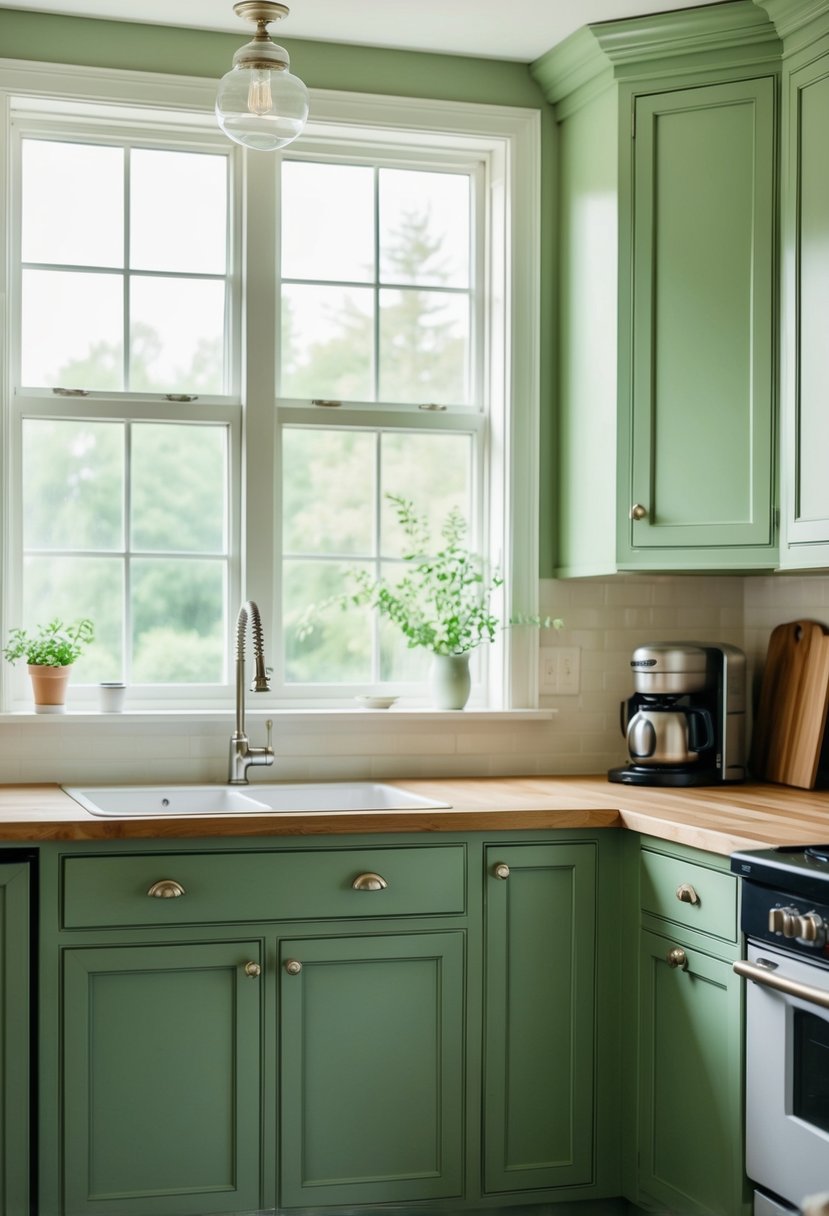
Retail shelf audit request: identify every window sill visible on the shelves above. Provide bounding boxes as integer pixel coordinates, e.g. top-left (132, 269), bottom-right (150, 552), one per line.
top-left (1, 707), bottom-right (556, 726)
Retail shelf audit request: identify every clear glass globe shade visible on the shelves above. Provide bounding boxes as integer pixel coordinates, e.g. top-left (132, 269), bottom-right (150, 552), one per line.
top-left (216, 66), bottom-right (309, 152)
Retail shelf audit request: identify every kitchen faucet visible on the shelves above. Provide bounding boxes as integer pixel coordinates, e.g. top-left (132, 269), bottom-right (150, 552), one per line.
top-left (228, 600), bottom-right (274, 785)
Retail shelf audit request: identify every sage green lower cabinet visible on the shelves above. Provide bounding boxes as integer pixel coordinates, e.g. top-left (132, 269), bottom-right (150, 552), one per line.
top-left (0, 858), bottom-right (31, 1216)
top-left (278, 931), bottom-right (465, 1207)
top-left (61, 940), bottom-right (263, 1216)
top-left (483, 842), bottom-right (597, 1193)
top-left (638, 931), bottom-right (744, 1216)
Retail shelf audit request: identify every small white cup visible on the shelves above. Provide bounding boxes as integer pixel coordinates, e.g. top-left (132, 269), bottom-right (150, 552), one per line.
top-left (99, 682), bottom-right (126, 713)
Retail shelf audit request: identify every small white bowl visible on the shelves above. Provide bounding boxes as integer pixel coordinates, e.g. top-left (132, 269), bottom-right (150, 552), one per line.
top-left (355, 696), bottom-right (398, 710)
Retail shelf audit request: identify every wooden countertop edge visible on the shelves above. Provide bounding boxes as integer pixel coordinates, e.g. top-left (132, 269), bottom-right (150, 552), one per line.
top-left (0, 778), bottom-right (827, 855)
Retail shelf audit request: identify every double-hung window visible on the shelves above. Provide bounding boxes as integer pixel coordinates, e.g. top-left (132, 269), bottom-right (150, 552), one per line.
top-left (1, 70), bottom-right (539, 712)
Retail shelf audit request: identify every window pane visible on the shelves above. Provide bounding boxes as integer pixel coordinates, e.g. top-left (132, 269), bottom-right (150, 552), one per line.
top-left (131, 559), bottom-right (225, 684)
top-left (378, 288), bottom-right (468, 404)
top-left (282, 161), bottom-right (374, 283)
top-left (23, 555), bottom-right (123, 682)
top-left (131, 424), bottom-right (227, 553)
top-left (22, 420), bottom-right (124, 551)
top-left (283, 560), bottom-right (371, 683)
top-left (21, 269), bottom-right (123, 389)
top-left (380, 431), bottom-right (472, 556)
top-left (379, 169), bottom-right (469, 288)
top-left (22, 139), bottom-right (123, 269)
top-left (130, 277), bottom-right (225, 394)
top-left (281, 284), bottom-right (373, 400)
top-left (131, 148), bottom-right (227, 275)
top-left (282, 428), bottom-right (375, 555)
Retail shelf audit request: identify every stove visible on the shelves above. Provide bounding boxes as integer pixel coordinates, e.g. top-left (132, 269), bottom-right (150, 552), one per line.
top-left (731, 845), bottom-right (829, 1214)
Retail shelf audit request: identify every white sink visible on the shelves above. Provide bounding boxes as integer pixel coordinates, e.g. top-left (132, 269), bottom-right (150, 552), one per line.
top-left (62, 781), bottom-right (450, 817)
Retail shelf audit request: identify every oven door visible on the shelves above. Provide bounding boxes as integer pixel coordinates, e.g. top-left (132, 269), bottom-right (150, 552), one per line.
top-left (735, 942), bottom-right (829, 1208)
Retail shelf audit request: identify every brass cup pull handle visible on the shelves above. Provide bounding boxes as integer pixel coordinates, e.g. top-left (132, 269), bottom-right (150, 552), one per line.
top-left (147, 879), bottom-right (186, 899)
top-left (351, 872), bottom-right (388, 892)
top-left (629, 503), bottom-right (647, 521)
top-left (493, 863), bottom-right (510, 880)
top-left (285, 959), bottom-right (302, 975)
top-left (667, 948), bottom-right (688, 970)
top-left (676, 883), bottom-right (700, 905)
top-left (244, 961), bottom-right (261, 978)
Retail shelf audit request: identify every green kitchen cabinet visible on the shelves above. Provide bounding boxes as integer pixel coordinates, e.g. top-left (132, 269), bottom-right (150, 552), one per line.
top-left (533, 3), bottom-right (781, 576)
top-left (61, 939), bottom-right (263, 1216)
top-left (618, 76), bottom-right (777, 567)
top-left (482, 842), bottom-right (597, 1194)
top-left (637, 931), bottom-right (745, 1216)
top-left (777, 7), bottom-right (829, 566)
top-left (278, 930), bottom-right (465, 1207)
top-left (632, 841), bottom-right (749, 1216)
top-left (0, 858), bottom-right (31, 1216)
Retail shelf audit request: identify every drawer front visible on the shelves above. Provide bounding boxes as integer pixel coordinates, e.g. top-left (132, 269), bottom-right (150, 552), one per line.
top-left (62, 845), bottom-right (466, 929)
top-left (640, 848), bottom-right (737, 943)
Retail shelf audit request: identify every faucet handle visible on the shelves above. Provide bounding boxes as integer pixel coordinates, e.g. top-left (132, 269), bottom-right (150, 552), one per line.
top-left (265, 719), bottom-right (273, 752)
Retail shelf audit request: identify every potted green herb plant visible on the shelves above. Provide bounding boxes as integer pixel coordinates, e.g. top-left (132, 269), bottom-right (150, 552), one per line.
top-left (3, 618), bottom-right (95, 713)
top-left (303, 495), bottom-right (560, 710)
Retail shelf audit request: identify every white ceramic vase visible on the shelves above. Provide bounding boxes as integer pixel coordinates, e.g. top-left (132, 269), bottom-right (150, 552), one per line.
top-left (430, 653), bottom-right (471, 711)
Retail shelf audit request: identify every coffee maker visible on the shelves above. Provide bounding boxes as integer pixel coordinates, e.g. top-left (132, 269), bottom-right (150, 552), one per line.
top-left (608, 642), bottom-right (746, 787)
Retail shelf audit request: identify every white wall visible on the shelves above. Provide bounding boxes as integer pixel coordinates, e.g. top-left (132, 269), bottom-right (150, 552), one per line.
top-left (1, 573), bottom-right (827, 786)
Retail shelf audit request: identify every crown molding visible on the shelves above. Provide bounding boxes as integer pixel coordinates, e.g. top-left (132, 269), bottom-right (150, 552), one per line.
top-left (591, 0), bottom-right (779, 67)
top-left (755, 0), bottom-right (829, 44)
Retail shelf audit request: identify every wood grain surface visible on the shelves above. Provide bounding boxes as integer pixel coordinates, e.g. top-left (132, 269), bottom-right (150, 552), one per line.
top-left (0, 776), bottom-right (828, 855)
top-left (749, 619), bottom-right (829, 788)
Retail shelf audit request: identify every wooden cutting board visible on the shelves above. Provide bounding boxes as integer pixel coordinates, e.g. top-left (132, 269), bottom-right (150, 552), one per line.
top-left (750, 619), bottom-right (829, 789)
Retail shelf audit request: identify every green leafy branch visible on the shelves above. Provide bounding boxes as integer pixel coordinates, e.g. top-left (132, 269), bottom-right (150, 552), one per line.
top-left (3, 618), bottom-right (95, 667)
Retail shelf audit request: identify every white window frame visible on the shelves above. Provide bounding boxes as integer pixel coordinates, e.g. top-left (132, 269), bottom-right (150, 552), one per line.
top-left (0, 58), bottom-right (541, 713)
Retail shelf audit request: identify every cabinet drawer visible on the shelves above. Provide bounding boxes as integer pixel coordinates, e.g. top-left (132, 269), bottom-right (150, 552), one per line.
top-left (61, 845), bottom-right (466, 929)
top-left (640, 848), bottom-right (737, 943)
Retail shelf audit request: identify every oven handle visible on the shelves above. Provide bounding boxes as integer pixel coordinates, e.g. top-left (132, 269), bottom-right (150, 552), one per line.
top-left (733, 958), bottom-right (829, 1009)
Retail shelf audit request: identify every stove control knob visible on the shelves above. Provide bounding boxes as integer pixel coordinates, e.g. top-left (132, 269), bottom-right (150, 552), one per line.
top-left (768, 907), bottom-right (786, 934)
top-left (782, 907), bottom-right (802, 938)
top-left (796, 912), bottom-right (824, 944)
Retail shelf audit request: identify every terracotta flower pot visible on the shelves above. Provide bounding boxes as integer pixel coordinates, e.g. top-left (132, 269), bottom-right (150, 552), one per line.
top-left (27, 664), bottom-right (72, 714)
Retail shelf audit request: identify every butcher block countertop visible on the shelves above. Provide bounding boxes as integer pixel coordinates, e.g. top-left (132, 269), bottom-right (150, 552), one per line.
top-left (1, 776), bottom-right (829, 855)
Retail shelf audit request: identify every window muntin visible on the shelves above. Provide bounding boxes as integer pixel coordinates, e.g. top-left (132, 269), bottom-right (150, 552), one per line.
top-left (18, 135), bottom-right (231, 395)
top-left (20, 418), bottom-right (231, 687)
top-left (279, 158), bottom-right (474, 407)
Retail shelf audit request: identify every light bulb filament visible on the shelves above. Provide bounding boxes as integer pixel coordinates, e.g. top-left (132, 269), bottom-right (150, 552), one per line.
top-left (248, 69), bottom-right (274, 116)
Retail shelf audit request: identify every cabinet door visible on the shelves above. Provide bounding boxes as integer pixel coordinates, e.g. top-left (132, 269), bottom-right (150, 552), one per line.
top-left (279, 931), bottom-right (464, 1207)
top-left (622, 78), bottom-right (775, 562)
top-left (0, 861), bottom-right (31, 1216)
top-left (63, 941), bottom-right (262, 1216)
top-left (638, 930), bottom-right (745, 1215)
top-left (483, 842), bottom-right (597, 1193)
top-left (781, 49), bottom-right (829, 563)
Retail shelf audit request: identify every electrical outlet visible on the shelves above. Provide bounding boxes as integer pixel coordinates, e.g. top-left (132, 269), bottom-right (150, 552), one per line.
top-left (539, 647), bottom-right (559, 694)
top-left (539, 646), bottom-right (580, 695)
top-left (558, 647), bottom-right (581, 694)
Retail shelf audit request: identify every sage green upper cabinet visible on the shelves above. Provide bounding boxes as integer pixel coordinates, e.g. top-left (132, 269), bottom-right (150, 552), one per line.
top-left (0, 858), bottom-right (31, 1216)
top-left (622, 77), bottom-right (776, 562)
top-left (773, 1), bottom-right (829, 566)
top-left (532, 2), bottom-right (781, 576)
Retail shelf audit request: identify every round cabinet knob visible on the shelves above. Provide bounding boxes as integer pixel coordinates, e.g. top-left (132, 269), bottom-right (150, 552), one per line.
top-left (493, 863), bottom-right (510, 880)
top-left (351, 872), bottom-right (388, 892)
top-left (147, 879), bottom-right (186, 899)
top-left (629, 503), bottom-right (648, 521)
top-left (666, 948), bottom-right (688, 970)
top-left (675, 883), bottom-right (700, 906)
top-left (284, 959), bottom-right (302, 976)
top-left (244, 961), bottom-right (261, 978)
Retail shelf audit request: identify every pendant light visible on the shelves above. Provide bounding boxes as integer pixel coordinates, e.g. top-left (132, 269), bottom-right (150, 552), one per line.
top-left (216, 1), bottom-right (309, 152)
